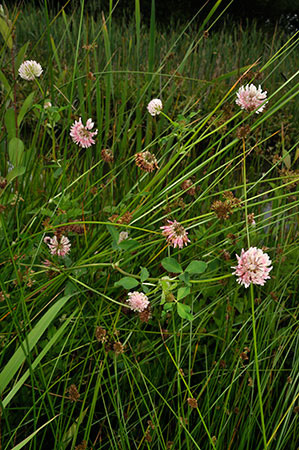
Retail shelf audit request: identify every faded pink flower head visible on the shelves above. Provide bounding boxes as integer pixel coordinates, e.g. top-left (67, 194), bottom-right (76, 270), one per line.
top-left (18, 60), bottom-right (43, 80)
top-left (160, 220), bottom-right (190, 249)
top-left (44, 235), bottom-right (71, 257)
top-left (127, 291), bottom-right (150, 312)
top-left (70, 117), bottom-right (98, 148)
top-left (236, 84), bottom-right (268, 114)
top-left (147, 98), bottom-right (163, 116)
top-left (232, 247), bottom-right (272, 288)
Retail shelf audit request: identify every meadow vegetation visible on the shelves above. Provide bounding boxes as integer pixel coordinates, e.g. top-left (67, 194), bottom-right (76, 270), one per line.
top-left (0, 1), bottom-right (298, 449)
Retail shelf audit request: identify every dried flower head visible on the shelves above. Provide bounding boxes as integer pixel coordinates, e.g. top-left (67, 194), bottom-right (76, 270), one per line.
top-left (75, 441), bottom-right (87, 450)
top-left (211, 192), bottom-right (241, 220)
top-left (161, 220), bottom-right (190, 249)
top-left (139, 306), bottom-right (152, 323)
top-left (68, 384), bottom-right (80, 402)
top-left (70, 117), bottom-right (98, 148)
top-left (95, 326), bottom-right (108, 343)
top-left (147, 98), bottom-right (163, 116)
top-left (247, 213), bottom-right (256, 225)
top-left (135, 151), bottom-right (159, 172)
top-left (0, 177), bottom-right (7, 189)
top-left (101, 148), bottom-right (114, 163)
top-left (18, 60), bottom-right (43, 80)
top-left (236, 84), bottom-right (268, 114)
top-left (109, 211), bottom-right (133, 225)
top-left (181, 179), bottom-right (196, 196)
top-left (44, 235), bottom-right (71, 257)
top-left (236, 124), bottom-right (251, 139)
top-left (127, 291), bottom-right (150, 312)
top-left (232, 247), bottom-right (272, 288)
top-left (187, 397), bottom-right (198, 409)
top-left (113, 341), bottom-right (124, 355)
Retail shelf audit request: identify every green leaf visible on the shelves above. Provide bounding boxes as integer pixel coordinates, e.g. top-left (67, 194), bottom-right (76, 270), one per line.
top-left (17, 92), bottom-right (35, 127)
top-left (6, 166), bottom-right (25, 183)
top-left (0, 294), bottom-right (73, 397)
top-left (161, 257), bottom-right (183, 273)
top-left (15, 42), bottom-right (29, 72)
top-left (106, 224), bottom-right (119, 243)
top-left (119, 239), bottom-right (139, 251)
top-left (11, 415), bottom-right (60, 450)
top-left (179, 272), bottom-right (191, 286)
top-left (163, 303), bottom-right (174, 311)
top-left (9, 138), bottom-right (24, 167)
top-left (114, 277), bottom-right (139, 289)
top-left (0, 17), bottom-right (12, 49)
top-left (177, 286), bottom-right (190, 300)
top-left (2, 309), bottom-right (77, 408)
top-left (61, 407), bottom-right (89, 449)
top-left (140, 266), bottom-right (149, 282)
top-left (0, 70), bottom-right (13, 100)
top-left (185, 260), bottom-right (207, 274)
top-left (177, 303), bottom-right (193, 321)
top-left (4, 109), bottom-right (16, 140)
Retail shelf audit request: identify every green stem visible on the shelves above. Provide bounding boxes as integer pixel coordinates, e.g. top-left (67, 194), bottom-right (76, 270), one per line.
top-left (243, 137), bottom-right (250, 247)
top-left (114, 265), bottom-right (232, 284)
top-left (250, 283), bottom-right (267, 448)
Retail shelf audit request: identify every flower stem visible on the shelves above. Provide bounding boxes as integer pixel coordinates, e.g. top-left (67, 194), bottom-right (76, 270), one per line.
top-left (250, 283), bottom-right (267, 448)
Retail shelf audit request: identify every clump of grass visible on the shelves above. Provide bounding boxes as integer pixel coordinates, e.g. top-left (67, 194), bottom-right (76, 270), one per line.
top-left (0, 1), bottom-right (298, 449)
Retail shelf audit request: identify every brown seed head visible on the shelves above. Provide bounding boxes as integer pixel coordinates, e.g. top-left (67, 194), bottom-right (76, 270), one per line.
top-left (135, 151), bottom-right (159, 172)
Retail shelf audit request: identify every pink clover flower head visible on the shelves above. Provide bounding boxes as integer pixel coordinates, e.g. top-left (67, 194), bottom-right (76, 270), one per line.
top-left (160, 219), bottom-right (190, 249)
top-left (127, 291), bottom-right (150, 312)
top-left (44, 235), bottom-right (71, 257)
top-left (236, 84), bottom-right (268, 114)
top-left (70, 117), bottom-right (98, 148)
top-left (18, 60), bottom-right (43, 80)
top-left (232, 247), bottom-right (272, 288)
top-left (147, 98), bottom-right (163, 116)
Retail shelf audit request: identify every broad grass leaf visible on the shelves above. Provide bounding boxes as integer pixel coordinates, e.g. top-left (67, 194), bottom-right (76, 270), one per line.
top-left (0, 17), bottom-right (12, 49)
top-left (6, 166), bottom-right (25, 183)
top-left (9, 137), bottom-right (24, 167)
top-left (0, 294), bottom-right (73, 396)
top-left (17, 92), bottom-right (35, 127)
top-left (119, 239), bottom-right (139, 251)
top-left (2, 309), bottom-right (78, 408)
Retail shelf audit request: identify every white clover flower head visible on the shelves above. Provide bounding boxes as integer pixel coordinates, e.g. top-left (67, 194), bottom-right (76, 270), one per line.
top-left (236, 84), bottom-right (268, 114)
top-left (18, 60), bottom-right (43, 81)
top-left (127, 291), bottom-right (150, 312)
top-left (147, 98), bottom-right (163, 116)
top-left (44, 101), bottom-right (52, 109)
top-left (118, 231), bottom-right (129, 244)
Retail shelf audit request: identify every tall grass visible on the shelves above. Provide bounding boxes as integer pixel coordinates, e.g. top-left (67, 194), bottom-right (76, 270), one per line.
top-left (0, 0), bottom-right (298, 449)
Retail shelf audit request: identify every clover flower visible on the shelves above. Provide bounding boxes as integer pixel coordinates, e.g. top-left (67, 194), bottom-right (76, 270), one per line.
top-left (70, 118), bottom-right (98, 148)
top-left (232, 247), bottom-right (272, 288)
top-left (135, 151), bottom-right (159, 172)
top-left (44, 235), bottom-right (71, 257)
top-left (127, 291), bottom-right (150, 312)
top-left (236, 84), bottom-right (268, 114)
top-left (18, 60), bottom-right (43, 81)
top-left (118, 231), bottom-right (129, 244)
top-left (161, 219), bottom-right (190, 249)
top-left (147, 98), bottom-right (163, 116)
